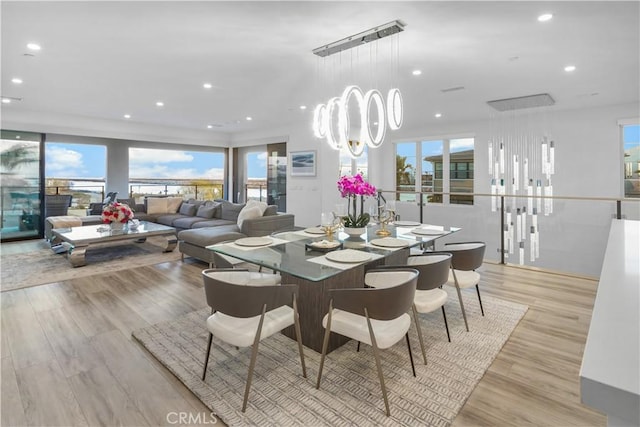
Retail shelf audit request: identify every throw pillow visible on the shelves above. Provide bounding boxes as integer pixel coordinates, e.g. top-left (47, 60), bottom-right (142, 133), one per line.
top-left (246, 199), bottom-right (268, 215)
top-left (219, 200), bottom-right (246, 221)
top-left (179, 203), bottom-right (197, 216)
top-left (237, 205), bottom-right (263, 228)
top-left (166, 197), bottom-right (184, 213)
top-left (196, 203), bottom-right (219, 219)
top-left (146, 197), bottom-right (168, 215)
top-left (263, 205), bottom-right (278, 216)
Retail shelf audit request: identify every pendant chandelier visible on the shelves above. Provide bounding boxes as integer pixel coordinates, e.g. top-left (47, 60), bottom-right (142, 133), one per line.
top-left (487, 93), bottom-right (556, 265)
top-left (312, 20), bottom-right (405, 158)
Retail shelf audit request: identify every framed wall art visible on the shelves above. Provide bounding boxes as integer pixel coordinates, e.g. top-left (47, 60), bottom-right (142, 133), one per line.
top-left (290, 150), bottom-right (317, 176)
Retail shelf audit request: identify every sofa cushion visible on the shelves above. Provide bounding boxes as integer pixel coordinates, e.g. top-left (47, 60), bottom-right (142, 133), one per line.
top-left (179, 203), bottom-right (197, 216)
top-left (172, 216), bottom-right (209, 229)
top-left (237, 205), bottom-right (263, 228)
top-left (264, 205), bottom-right (278, 216)
top-left (178, 227), bottom-right (245, 247)
top-left (216, 200), bottom-right (246, 222)
top-left (166, 197), bottom-right (183, 213)
top-left (197, 203), bottom-right (219, 219)
top-left (146, 197), bottom-right (168, 215)
top-left (156, 213), bottom-right (184, 226)
top-left (192, 219), bottom-right (237, 229)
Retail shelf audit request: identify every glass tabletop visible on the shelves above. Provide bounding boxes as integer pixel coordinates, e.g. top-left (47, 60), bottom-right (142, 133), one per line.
top-left (207, 224), bottom-right (460, 282)
top-left (52, 221), bottom-right (175, 244)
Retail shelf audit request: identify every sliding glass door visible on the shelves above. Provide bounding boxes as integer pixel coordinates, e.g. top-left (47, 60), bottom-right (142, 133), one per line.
top-left (1, 130), bottom-right (44, 241)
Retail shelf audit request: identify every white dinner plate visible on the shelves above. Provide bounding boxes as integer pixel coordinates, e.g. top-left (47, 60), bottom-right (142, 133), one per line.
top-left (411, 228), bottom-right (446, 236)
top-left (235, 237), bottom-right (274, 247)
top-left (394, 220), bottom-right (421, 227)
top-left (370, 238), bottom-right (409, 248)
top-left (325, 249), bottom-right (372, 263)
top-left (304, 227), bottom-right (327, 235)
top-left (310, 240), bottom-right (341, 249)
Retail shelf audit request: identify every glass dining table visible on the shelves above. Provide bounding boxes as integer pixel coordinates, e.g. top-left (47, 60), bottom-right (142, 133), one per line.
top-left (207, 223), bottom-right (460, 353)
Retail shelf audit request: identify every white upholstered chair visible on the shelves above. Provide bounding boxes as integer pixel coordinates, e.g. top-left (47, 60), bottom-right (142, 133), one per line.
top-left (316, 267), bottom-right (419, 417)
top-left (201, 268), bottom-right (306, 412)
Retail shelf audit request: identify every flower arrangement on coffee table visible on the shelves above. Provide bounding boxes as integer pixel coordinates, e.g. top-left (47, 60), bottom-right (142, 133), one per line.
top-left (101, 202), bottom-right (134, 224)
top-left (337, 173), bottom-right (377, 228)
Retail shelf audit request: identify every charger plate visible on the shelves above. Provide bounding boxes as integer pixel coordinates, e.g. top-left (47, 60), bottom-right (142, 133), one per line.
top-left (304, 227), bottom-right (327, 235)
top-left (370, 237), bottom-right (410, 248)
top-left (325, 249), bottom-right (371, 263)
top-left (412, 228), bottom-right (446, 236)
top-left (394, 220), bottom-right (421, 227)
top-left (235, 237), bottom-right (274, 247)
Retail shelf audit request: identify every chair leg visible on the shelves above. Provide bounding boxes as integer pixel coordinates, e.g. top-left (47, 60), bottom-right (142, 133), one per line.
top-left (475, 284), bottom-right (485, 316)
top-left (412, 304), bottom-right (427, 365)
top-left (316, 307), bottom-right (333, 389)
top-left (441, 306), bottom-right (451, 342)
top-left (356, 341), bottom-right (360, 352)
top-left (316, 324), bottom-right (332, 389)
top-left (452, 271), bottom-right (470, 332)
top-left (366, 313), bottom-right (390, 417)
top-left (242, 339), bottom-right (261, 412)
top-left (202, 332), bottom-right (213, 381)
top-left (405, 333), bottom-right (416, 377)
top-left (293, 311), bottom-right (307, 378)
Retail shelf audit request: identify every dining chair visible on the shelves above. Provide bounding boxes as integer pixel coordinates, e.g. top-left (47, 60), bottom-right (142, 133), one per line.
top-left (316, 267), bottom-right (419, 417)
top-left (201, 268), bottom-right (306, 412)
top-left (443, 242), bottom-right (486, 332)
top-left (210, 241), bottom-right (281, 284)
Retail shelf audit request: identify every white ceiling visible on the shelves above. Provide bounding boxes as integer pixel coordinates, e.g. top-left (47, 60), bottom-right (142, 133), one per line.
top-left (1, 1), bottom-right (639, 137)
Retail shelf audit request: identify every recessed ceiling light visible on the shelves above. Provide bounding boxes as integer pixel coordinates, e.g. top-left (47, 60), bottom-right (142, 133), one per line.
top-left (123, 114), bottom-right (131, 119)
top-left (564, 65), bottom-right (576, 72)
top-left (538, 13), bottom-right (553, 22)
top-left (1, 98), bottom-right (11, 104)
top-left (26, 43), bottom-right (41, 51)
top-left (11, 78), bottom-right (23, 84)
top-left (156, 101), bottom-right (164, 107)
top-left (207, 125), bottom-right (213, 129)
top-left (246, 116), bottom-right (252, 121)
top-left (412, 70), bottom-right (422, 76)
top-left (203, 83), bottom-right (212, 89)
top-left (16, 135), bottom-right (21, 139)
top-left (435, 113), bottom-right (442, 118)
top-left (300, 105), bottom-right (307, 110)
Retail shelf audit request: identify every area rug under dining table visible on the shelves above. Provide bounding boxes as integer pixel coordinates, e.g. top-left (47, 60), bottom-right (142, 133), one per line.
top-left (133, 288), bottom-right (527, 426)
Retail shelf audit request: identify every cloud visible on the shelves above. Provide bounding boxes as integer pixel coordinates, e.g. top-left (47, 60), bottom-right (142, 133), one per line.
top-left (130, 165), bottom-right (225, 180)
top-left (46, 146), bottom-right (85, 173)
top-left (129, 148), bottom-right (194, 164)
top-left (450, 138), bottom-right (475, 152)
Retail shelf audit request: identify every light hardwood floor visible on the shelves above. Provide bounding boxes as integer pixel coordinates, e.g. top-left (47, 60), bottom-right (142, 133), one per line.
top-left (1, 242), bottom-right (606, 426)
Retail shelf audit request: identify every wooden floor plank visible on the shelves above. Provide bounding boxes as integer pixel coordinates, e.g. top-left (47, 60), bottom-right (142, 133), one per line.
top-left (90, 330), bottom-right (195, 426)
top-left (15, 358), bottom-right (89, 426)
top-left (84, 288), bottom-right (150, 337)
top-left (1, 356), bottom-right (27, 427)
top-left (37, 307), bottom-right (105, 378)
top-left (1, 305), bottom-right (55, 370)
top-left (68, 365), bottom-right (150, 427)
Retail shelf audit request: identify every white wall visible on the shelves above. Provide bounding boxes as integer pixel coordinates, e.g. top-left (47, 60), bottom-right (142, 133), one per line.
top-left (234, 102), bottom-right (639, 277)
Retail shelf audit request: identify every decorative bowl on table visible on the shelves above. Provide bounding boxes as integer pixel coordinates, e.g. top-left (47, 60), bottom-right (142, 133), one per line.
top-left (305, 240), bottom-right (343, 253)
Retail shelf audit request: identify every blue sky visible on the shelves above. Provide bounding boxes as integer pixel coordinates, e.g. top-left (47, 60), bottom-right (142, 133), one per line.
top-left (624, 124), bottom-right (639, 151)
top-left (45, 143), bottom-right (228, 179)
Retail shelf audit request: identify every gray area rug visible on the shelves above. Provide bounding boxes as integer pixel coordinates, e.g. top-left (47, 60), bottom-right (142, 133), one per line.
top-left (1, 238), bottom-right (181, 291)
top-left (133, 288), bottom-right (527, 426)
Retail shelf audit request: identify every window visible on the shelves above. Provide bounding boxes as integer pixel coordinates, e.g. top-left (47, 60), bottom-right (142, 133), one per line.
top-left (45, 142), bottom-right (107, 212)
top-left (129, 148), bottom-right (224, 200)
top-left (623, 124), bottom-right (639, 198)
top-left (395, 137), bottom-right (475, 205)
top-left (339, 146), bottom-right (369, 179)
top-left (246, 151), bottom-right (267, 201)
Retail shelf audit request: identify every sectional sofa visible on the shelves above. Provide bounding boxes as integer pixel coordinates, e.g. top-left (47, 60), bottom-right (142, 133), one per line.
top-left (45, 197), bottom-right (294, 265)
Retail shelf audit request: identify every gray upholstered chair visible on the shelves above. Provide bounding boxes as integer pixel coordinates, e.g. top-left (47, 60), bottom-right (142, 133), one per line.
top-left (201, 268), bottom-right (305, 412)
top-left (444, 242), bottom-right (486, 332)
top-left (316, 267), bottom-right (419, 417)
top-left (367, 253), bottom-right (453, 365)
top-left (44, 194), bottom-right (72, 218)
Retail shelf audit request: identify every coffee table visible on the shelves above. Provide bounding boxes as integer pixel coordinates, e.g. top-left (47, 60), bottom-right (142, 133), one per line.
top-left (51, 222), bottom-right (177, 267)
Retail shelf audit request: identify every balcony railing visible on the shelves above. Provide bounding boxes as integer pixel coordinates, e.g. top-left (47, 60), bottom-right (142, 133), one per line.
top-left (377, 189), bottom-right (640, 278)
